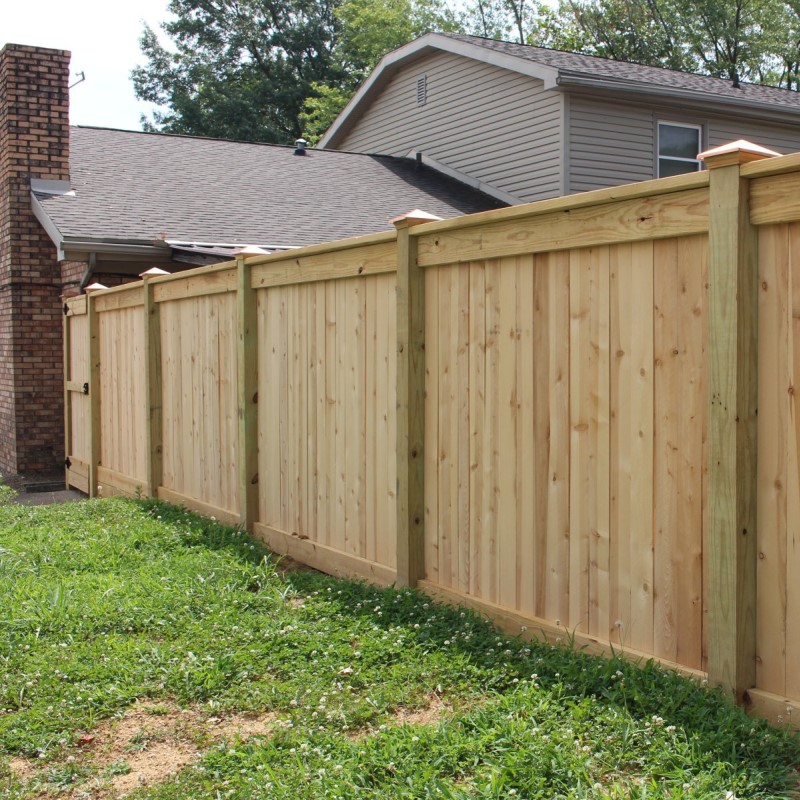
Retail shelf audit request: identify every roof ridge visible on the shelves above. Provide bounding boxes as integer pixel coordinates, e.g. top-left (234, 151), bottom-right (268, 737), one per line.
top-left (71, 126), bottom-right (445, 158)
top-left (436, 31), bottom-right (795, 97)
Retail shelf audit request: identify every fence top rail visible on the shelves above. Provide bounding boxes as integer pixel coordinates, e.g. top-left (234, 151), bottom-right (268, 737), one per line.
top-left (741, 148), bottom-right (800, 178)
top-left (408, 171), bottom-right (710, 238)
top-left (86, 281), bottom-right (144, 299)
top-left (243, 229), bottom-right (397, 267)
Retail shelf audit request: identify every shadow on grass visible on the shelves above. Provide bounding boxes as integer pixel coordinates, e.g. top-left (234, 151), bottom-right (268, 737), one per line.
top-left (130, 498), bottom-right (800, 780)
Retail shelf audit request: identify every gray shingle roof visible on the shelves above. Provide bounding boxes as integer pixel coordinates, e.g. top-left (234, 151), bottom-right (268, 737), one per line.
top-left (36, 127), bottom-right (504, 248)
top-left (441, 33), bottom-right (800, 111)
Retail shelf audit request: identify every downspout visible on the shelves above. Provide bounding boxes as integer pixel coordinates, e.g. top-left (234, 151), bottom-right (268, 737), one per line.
top-left (78, 252), bottom-right (96, 293)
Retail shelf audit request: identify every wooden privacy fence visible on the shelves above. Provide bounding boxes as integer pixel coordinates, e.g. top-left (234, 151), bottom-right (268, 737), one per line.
top-left (64, 141), bottom-right (800, 726)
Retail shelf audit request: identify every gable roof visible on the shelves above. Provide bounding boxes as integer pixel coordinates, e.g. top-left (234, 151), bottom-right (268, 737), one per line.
top-left (33, 126), bottom-right (504, 261)
top-left (320, 32), bottom-right (800, 149)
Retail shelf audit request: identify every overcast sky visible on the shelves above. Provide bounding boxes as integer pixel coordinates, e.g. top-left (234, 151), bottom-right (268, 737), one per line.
top-left (5, 0), bottom-right (174, 130)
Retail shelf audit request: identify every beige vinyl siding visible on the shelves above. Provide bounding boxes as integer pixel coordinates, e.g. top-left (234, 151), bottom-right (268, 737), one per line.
top-left (337, 51), bottom-right (564, 203)
top-left (707, 116), bottom-right (800, 154)
top-left (568, 97), bottom-right (655, 193)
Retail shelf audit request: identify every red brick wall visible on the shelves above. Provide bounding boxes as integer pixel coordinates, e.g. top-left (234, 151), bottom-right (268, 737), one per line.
top-left (0, 44), bottom-right (70, 476)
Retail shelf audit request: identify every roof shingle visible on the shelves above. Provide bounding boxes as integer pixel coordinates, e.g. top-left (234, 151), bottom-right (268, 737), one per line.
top-left (442, 33), bottom-right (800, 111)
top-left (37, 126), bottom-right (504, 248)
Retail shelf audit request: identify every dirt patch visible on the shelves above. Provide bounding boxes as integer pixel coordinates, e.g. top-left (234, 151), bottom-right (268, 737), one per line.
top-left (7, 756), bottom-right (36, 782)
top-left (6, 700), bottom-right (277, 799)
top-left (391, 693), bottom-right (451, 727)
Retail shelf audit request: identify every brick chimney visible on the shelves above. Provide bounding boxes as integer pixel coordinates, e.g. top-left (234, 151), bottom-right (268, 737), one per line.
top-left (0, 44), bottom-right (70, 479)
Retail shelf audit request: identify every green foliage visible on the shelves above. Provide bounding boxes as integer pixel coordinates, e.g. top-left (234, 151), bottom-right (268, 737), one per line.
top-left (1, 497), bottom-right (799, 799)
top-left (557, 0), bottom-right (793, 83)
top-left (0, 475), bottom-right (16, 506)
top-left (132, 0), bottom-right (344, 143)
top-left (463, 0), bottom-right (563, 45)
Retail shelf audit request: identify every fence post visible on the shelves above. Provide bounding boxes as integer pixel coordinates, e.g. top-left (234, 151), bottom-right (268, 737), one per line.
top-left (85, 288), bottom-right (101, 498)
top-left (700, 140), bottom-right (777, 703)
top-left (237, 255), bottom-right (259, 531)
top-left (393, 210), bottom-right (440, 587)
top-left (141, 271), bottom-right (164, 499)
top-left (63, 299), bottom-right (72, 488)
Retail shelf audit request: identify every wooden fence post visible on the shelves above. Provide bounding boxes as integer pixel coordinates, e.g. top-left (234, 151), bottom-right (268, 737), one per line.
top-left (393, 210), bottom-right (441, 587)
top-left (62, 299), bottom-right (72, 488)
top-left (141, 272), bottom-right (164, 499)
top-left (86, 289), bottom-right (101, 498)
top-left (700, 140), bottom-right (778, 703)
top-left (237, 255), bottom-right (259, 530)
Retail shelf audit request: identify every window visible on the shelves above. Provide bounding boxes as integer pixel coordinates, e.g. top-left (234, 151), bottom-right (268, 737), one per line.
top-left (658, 122), bottom-right (702, 177)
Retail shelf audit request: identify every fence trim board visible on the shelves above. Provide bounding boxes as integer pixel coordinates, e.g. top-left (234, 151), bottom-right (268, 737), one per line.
top-left (153, 269), bottom-right (237, 303)
top-left (156, 486), bottom-right (240, 528)
top-left (250, 240), bottom-right (396, 288)
top-left (97, 465), bottom-right (148, 498)
top-left (418, 580), bottom-right (708, 683)
top-left (94, 289), bottom-right (144, 313)
top-left (415, 189), bottom-right (709, 267)
top-left (741, 149), bottom-right (800, 178)
top-left (245, 229), bottom-right (397, 268)
top-left (749, 172), bottom-right (800, 226)
top-left (64, 295), bottom-right (86, 316)
top-left (253, 522), bottom-right (397, 586)
top-left (410, 171), bottom-right (710, 239)
top-left (746, 688), bottom-right (800, 728)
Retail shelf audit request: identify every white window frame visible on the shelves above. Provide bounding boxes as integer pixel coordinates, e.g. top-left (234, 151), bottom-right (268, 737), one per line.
top-left (657, 121), bottom-right (703, 177)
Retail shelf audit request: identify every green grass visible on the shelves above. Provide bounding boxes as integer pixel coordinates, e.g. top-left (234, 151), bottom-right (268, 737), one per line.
top-left (0, 497), bottom-right (798, 799)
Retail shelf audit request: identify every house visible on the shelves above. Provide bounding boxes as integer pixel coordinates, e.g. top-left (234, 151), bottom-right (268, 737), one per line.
top-left (0, 43), bottom-right (502, 483)
top-left (320, 32), bottom-right (800, 203)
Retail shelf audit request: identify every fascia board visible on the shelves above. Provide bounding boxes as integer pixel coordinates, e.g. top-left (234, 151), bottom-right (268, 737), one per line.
top-left (319, 33), bottom-right (560, 149)
top-left (557, 73), bottom-right (800, 125)
top-left (30, 192), bottom-right (66, 260)
top-left (403, 150), bottom-right (522, 205)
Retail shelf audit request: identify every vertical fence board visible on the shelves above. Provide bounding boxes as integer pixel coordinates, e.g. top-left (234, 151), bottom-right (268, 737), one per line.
top-left (497, 257), bottom-right (519, 610)
top-left (653, 236), bottom-right (707, 671)
top-left (757, 224), bottom-right (789, 696)
top-left (541, 252), bottom-right (571, 626)
top-left (610, 241), bottom-right (655, 654)
top-left (787, 222), bottom-right (800, 701)
top-left (468, 262), bottom-right (485, 599)
top-left (483, 259), bottom-right (500, 604)
top-left (517, 255), bottom-right (536, 615)
top-left (424, 267), bottom-right (440, 584)
top-left (258, 288), bottom-right (281, 527)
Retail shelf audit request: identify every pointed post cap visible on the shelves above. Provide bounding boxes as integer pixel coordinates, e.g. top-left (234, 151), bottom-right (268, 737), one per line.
top-left (84, 282), bottom-right (107, 293)
top-left (390, 209), bottom-right (443, 229)
top-left (139, 267), bottom-right (171, 279)
top-left (698, 139), bottom-right (780, 168)
top-left (234, 245), bottom-right (271, 256)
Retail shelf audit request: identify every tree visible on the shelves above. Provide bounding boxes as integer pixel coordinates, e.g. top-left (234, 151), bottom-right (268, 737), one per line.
top-left (132, 0), bottom-right (343, 144)
top-left (300, 0), bottom-right (464, 142)
top-left (558, 0), bottom-right (785, 82)
top-left (463, 0), bottom-right (562, 45)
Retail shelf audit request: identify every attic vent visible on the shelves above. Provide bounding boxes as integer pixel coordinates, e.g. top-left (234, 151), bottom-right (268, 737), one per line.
top-left (416, 75), bottom-right (427, 106)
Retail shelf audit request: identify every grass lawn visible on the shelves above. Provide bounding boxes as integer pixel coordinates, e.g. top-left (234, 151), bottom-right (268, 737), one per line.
top-left (0, 497), bottom-right (798, 799)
